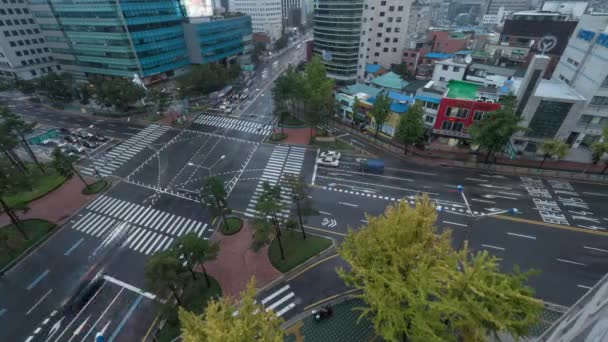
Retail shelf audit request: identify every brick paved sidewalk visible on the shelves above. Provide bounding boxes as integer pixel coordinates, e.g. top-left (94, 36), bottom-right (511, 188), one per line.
top-left (0, 176), bottom-right (97, 227)
top-left (276, 127), bottom-right (317, 146)
top-left (197, 220), bottom-right (281, 297)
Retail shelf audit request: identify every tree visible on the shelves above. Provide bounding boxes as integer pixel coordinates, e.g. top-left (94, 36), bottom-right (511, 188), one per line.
top-left (252, 42), bottom-right (266, 64)
top-left (179, 277), bottom-right (284, 342)
top-left (469, 95), bottom-right (526, 163)
top-left (590, 127), bottom-right (608, 174)
top-left (370, 91), bottom-right (391, 140)
top-left (146, 88), bottom-right (172, 115)
top-left (539, 139), bottom-right (569, 169)
top-left (284, 174), bottom-right (316, 239)
top-left (173, 232), bottom-right (219, 287)
top-left (0, 107), bottom-right (44, 173)
top-left (274, 35), bottom-right (288, 50)
top-left (337, 196), bottom-right (542, 341)
top-left (0, 120), bottom-right (28, 174)
top-left (0, 158), bottom-right (31, 239)
top-left (51, 147), bottom-right (89, 187)
top-left (200, 177), bottom-right (231, 233)
top-left (395, 102), bottom-right (425, 154)
top-left (302, 57), bottom-right (335, 138)
top-left (93, 78), bottom-right (146, 112)
top-left (254, 182), bottom-right (285, 259)
top-left (228, 63), bottom-right (241, 80)
top-left (391, 63), bottom-right (409, 78)
top-left (36, 72), bottom-right (74, 102)
top-left (176, 64), bottom-right (230, 98)
top-left (79, 84), bottom-right (91, 105)
top-left (145, 249), bottom-right (190, 306)
top-left (351, 96), bottom-right (361, 121)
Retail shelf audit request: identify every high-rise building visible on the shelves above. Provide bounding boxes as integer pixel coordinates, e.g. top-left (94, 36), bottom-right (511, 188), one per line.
top-left (552, 13), bottom-right (608, 149)
top-left (0, 0), bottom-right (58, 80)
top-left (228, 0), bottom-right (283, 41)
top-left (483, 0), bottom-right (532, 16)
top-left (29, 0), bottom-right (190, 82)
top-left (313, 0), bottom-right (364, 84)
top-left (282, 0), bottom-right (305, 26)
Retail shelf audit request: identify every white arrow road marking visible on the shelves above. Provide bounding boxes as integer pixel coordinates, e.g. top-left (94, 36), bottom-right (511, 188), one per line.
top-left (47, 318), bottom-right (63, 338)
top-left (73, 316), bottom-right (91, 336)
top-left (481, 194), bottom-right (518, 200)
top-left (479, 184), bottom-right (512, 190)
top-left (99, 320), bottom-right (111, 335)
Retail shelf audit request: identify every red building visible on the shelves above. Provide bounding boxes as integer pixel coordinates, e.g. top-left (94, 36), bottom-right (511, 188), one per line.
top-left (433, 80), bottom-right (501, 140)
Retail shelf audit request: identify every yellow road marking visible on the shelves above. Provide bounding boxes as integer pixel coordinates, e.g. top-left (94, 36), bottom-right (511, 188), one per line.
top-left (303, 289), bottom-right (360, 311)
top-left (287, 254), bottom-right (340, 282)
top-left (493, 215), bottom-right (608, 237)
top-left (141, 315), bottom-right (159, 342)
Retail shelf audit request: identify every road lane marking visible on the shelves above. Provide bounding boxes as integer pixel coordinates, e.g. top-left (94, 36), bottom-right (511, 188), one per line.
top-left (471, 198), bottom-right (495, 204)
top-left (303, 288), bottom-right (360, 311)
top-left (64, 238), bottom-right (85, 256)
top-left (494, 215), bottom-right (608, 237)
top-left (265, 292), bottom-right (295, 312)
top-left (481, 244), bottom-right (505, 251)
top-left (26, 289), bottom-right (53, 315)
top-left (582, 192), bottom-right (608, 197)
top-left (319, 211), bottom-right (331, 215)
top-left (318, 175), bottom-right (438, 195)
top-left (339, 202), bottom-right (358, 208)
top-left (584, 246), bottom-right (608, 253)
top-left (79, 288), bottom-right (124, 342)
top-left (360, 219), bottom-right (368, 223)
top-left (465, 178), bottom-right (487, 182)
top-left (507, 232), bottom-right (536, 240)
top-left (303, 225), bottom-right (345, 236)
top-left (443, 221), bottom-right (467, 227)
top-left (108, 294), bottom-right (144, 342)
top-left (26, 269), bottom-right (50, 291)
top-left (287, 254), bottom-right (339, 281)
top-left (577, 284), bottom-right (592, 290)
top-left (261, 285), bottom-right (290, 305)
top-left (103, 275), bottom-right (157, 300)
top-left (557, 258), bottom-right (586, 266)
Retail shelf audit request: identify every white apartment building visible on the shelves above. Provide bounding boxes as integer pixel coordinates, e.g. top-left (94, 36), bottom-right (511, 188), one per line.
top-left (0, 0), bottom-right (58, 80)
top-left (552, 13), bottom-right (608, 149)
top-left (228, 0), bottom-right (283, 41)
top-left (357, 0), bottom-right (414, 81)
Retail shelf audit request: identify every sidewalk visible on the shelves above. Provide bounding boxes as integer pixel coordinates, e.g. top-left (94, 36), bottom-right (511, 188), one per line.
top-left (0, 176), bottom-right (96, 227)
top-left (275, 127), bottom-right (317, 146)
top-left (334, 122), bottom-right (608, 183)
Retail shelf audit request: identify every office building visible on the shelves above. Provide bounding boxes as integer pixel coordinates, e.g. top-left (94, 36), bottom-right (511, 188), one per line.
top-left (483, 0), bottom-right (532, 16)
top-left (282, 0), bottom-right (305, 26)
top-left (551, 13), bottom-right (608, 149)
top-left (0, 0), bottom-right (58, 80)
top-left (30, 0), bottom-right (190, 82)
top-left (228, 0), bottom-right (283, 41)
top-left (313, 0), bottom-right (364, 84)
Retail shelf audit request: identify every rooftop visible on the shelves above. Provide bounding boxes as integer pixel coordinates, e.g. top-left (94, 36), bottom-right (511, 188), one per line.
top-left (534, 79), bottom-right (586, 101)
top-left (469, 63), bottom-right (517, 77)
top-left (371, 72), bottom-right (409, 91)
top-left (340, 83), bottom-right (382, 98)
top-left (436, 58), bottom-right (469, 67)
top-left (365, 63), bottom-right (383, 74)
top-left (425, 52), bottom-right (454, 59)
top-left (445, 80), bottom-right (482, 100)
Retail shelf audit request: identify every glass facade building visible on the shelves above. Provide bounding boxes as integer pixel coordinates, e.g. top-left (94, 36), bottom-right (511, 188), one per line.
top-left (183, 14), bottom-right (252, 64)
top-left (29, 0), bottom-right (189, 80)
top-left (313, 0), bottom-right (364, 84)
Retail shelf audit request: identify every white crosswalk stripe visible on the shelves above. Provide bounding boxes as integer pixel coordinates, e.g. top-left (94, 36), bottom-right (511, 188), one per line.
top-left (194, 114), bottom-right (272, 136)
top-left (259, 284), bottom-right (297, 317)
top-left (71, 196), bottom-right (209, 255)
top-left (81, 125), bottom-right (170, 177)
top-left (245, 146), bottom-right (306, 219)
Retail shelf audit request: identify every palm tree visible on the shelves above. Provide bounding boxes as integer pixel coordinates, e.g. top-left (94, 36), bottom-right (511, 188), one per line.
top-left (539, 139), bottom-right (569, 169)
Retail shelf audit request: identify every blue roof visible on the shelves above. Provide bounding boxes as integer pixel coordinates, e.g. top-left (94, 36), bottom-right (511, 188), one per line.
top-left (424, 52), bottom-right (454, 59)
top-left (340, 83), bottom-right (382, 97)
top-left (365, 63), bottom-right (382, 73)
top-left (390, 103), bottom-right (409, 113)
top-left (367, 93), bottom-right (412, 114)
top-left (415, 95), bottom-right (441, 104)
top-left (387, 91), bottom-right (414, 103)
top-left (455, 50), bottom-right (472, 55)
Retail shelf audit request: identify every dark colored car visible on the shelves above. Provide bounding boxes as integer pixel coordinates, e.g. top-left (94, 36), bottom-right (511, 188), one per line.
top-left (59, 128), bottom-right (71, 135)
top-left (64, 135), bottom-right (79, 143)
top-left (82, 140), bottom-right (98, 149)
top-left (94, 134), bottom-right (108, 142)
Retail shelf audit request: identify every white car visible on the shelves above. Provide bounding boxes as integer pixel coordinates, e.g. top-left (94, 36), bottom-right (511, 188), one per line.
top-left (320, 151), bottom-right (341, 160)
top-left (316, 156), bottom-right (339, 167)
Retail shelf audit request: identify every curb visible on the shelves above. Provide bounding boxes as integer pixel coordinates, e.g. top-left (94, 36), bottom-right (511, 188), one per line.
top-left (0, 178), bottom-right (116, 276)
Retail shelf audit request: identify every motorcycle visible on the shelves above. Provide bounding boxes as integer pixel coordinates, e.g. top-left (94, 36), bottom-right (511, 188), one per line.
top-left (312, 304), bottom-right (333, 322)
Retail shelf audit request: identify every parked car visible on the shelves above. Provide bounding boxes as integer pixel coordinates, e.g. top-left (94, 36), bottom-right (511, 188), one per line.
top-left (316, 156), bottom-right (339, 167)
top-left (67, 144), bottom-right (86, 153)
top-left (320, 151), bottom-right (341, 160)
top-left (94, 134), bottom-right (108, 142)
top-left (82, 140), bottom-right (98, 149)
top-left (64, 135), bottom-right (79, 143)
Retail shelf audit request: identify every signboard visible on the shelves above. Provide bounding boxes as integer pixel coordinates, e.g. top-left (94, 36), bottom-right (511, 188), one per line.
top-left (182, 0), bottom-right (214, 17)
top-left (432, 129), bottom-right (470, 139)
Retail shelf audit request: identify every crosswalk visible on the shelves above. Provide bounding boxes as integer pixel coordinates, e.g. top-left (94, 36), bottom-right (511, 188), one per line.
top-left (245, 146), bottom-right (306, 219)
top-left (259, 284), bottom-right (297, 317)
top-left (71, 195), bottom-right (209, 255)
top-left (81, 125), bottom-right (170, 177)
top-left (194, 114), bottom-right (272, 136)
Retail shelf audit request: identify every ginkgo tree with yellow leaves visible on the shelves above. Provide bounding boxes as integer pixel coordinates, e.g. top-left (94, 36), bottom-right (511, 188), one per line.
top-left (179, 277), bottom-right (284, 342)
top-left (337, 196), bottom-right (543, 342)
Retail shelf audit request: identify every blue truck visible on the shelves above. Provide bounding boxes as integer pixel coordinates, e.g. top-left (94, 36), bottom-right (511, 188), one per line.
top-left (358, 158), bottom-right (384, 173)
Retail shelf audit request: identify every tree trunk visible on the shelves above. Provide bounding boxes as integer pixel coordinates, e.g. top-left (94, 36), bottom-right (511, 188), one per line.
top-left (484, 148), bottom-right (493, 164)
top-left (9, 149), bottom-right (28, 173)
top-left (3, 149), bottom-right (27, 174)
top-left (374, 124), bottom-right (380, 141)
top-left (295, 198), bottom-right (306, 240)
top-left (276, 232), bottom-right (286, 260)
top-left (200, 264), bottom-right (210, 287)
top-left (540, 156), bottom-right (547, 169)
top-left (71, 164), bottom-right (89, 187)
top-left (271, 214), bottom-right (285, 260)
top-left (0, 197), bottom-right (28, 240)
top-left (168, 284), bottom-right (182, 306)
top-left (404, 143), bottom-right (408, 155)
top-left (19, 132), bottom-right (44, 174)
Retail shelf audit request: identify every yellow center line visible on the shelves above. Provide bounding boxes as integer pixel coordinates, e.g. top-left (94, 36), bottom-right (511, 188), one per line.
top-left (493, 215), bottom-right (608, 237)
top-left (303, 289), bottom-right (360, 311)
top-left (287, 253), bottom-right (340, 282)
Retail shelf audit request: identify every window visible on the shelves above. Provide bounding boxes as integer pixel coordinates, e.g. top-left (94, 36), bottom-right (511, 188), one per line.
top-left (453, 67), bottom-right (460, 72)
top-left (9, 41), bottom-right (16, 47)
top-left (590, 96), bottom-right (608, 106)
top-left (567, 57), bottom-right (580, 67)
top-left (28, 19), bottom-right (34, 24)
top-left (395, 28), bottom-right (400, 33)
top-left (381, 0), bottom-right (386, 4)
top-left (3, 31), bottom-right (9, 37)
top-left (392, 48), bottom-right (397, 52)
top-left (378, 22), bottom-right (384, 27)
top-left (384, 38), bottom-right (390, 43)
top-left (398, 6), bottom-right (404, 11)
top-left (601, 76), bottom-right (608, 88)
top-left (380, 12), bottom-right (385, 16)
top-left (439, 76), bottom-right (446, 81)
top-left (376, 42), bottom-right (381, 47)
top-left (389, 6), bottom-right (395, 11)
top-left (383, 48), bottom-right (389, 52)
top-left (16, 51), bottom-right (21, 56)
top-left (388, 17), bottom-right (393, 22)
top-left (393, 38), bottom-right (398, 43)
top-left (30, 70), bottom-right (37, 76)
top-left (441, 121), bottom-right (464, 131)
top-left (377, 33), bottom-right (382, 37)
top-left (425, 116), bottom-right (434, 123)
top-left (396, 17), bottom-right (402, 22)
top-left (442, 65), bottom-right (448, 71)
top-left (374, 52), bottom-right (379, 57)
top-left (445, 107), bottom-right (469, 119)
top-left (386, 27), bottom-right (392, 33)
top-left (473, 111), bottom-right (485, 120)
